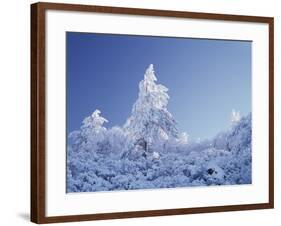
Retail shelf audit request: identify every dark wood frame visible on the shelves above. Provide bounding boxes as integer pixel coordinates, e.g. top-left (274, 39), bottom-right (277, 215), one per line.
top-left (31, 2), bottom-right (274, 224)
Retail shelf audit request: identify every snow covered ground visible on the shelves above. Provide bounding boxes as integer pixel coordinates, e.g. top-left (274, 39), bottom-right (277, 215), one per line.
top-left (66, 64), bottom-right (252, 193)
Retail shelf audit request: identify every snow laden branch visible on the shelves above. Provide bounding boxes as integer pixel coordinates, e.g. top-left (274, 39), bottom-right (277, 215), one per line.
top-left (67, 64), bottom-right (252, 193)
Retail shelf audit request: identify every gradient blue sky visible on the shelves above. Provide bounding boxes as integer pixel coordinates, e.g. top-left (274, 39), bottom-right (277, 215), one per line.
top-left (67, 32), bottom-right (251, 140)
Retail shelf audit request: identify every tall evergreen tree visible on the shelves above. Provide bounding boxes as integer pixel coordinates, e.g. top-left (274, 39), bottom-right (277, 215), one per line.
top-left (124, 64), bottom-right (178, 152)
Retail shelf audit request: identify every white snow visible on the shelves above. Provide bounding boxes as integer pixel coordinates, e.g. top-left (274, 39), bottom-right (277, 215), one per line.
top-left (124, 64), bottom-right (179, 152)
top-left (231, 109), bottom-right (241, 124)
top-left (66, 64), bottom-right (252, 193)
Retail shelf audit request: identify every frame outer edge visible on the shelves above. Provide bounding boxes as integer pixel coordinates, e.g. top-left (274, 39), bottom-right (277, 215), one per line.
top-left (36, 2), bottom-right (273, 23)
top-left (30, 3), bottom-right (39, 223)
top-left (268, 17), bottom-right (274, 208)
top-left (30, 2), bottom-right (274, 223)
top-left (31, 3), bottom-right (46, 224)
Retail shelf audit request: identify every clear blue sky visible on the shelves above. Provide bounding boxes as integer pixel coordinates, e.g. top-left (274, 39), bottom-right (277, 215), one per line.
top-left (66, 32), bottom-right (251, 140)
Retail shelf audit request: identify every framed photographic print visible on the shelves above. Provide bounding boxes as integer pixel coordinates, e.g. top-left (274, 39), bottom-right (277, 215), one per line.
top-left (31, 2), bottom-right (274, 224)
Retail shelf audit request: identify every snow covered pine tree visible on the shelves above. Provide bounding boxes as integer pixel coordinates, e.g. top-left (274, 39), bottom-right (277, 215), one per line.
top-left (124, 64), bottom-right (179, 156)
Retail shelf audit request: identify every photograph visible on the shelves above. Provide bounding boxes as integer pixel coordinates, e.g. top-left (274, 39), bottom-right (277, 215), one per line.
top-left (66, 32), bottom-right (252, 193)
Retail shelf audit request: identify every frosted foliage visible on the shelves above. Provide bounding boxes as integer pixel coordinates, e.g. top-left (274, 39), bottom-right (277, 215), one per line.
top-left (67, 64), bottom-right (252, 193)
top-left (124, 64), bottom-right (178, 150)
top-left (179, 132), bottom-right (189, 144)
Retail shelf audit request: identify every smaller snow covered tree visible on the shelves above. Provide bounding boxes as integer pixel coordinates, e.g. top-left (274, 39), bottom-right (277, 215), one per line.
top-left (81, 110), bottom-right (108, 138)
top-left (81, 109), bottom-right (108, 152)
top-left (230, 109), bottom-right (241, 125)
top-left (68, 109), bottom-right (108, 152)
